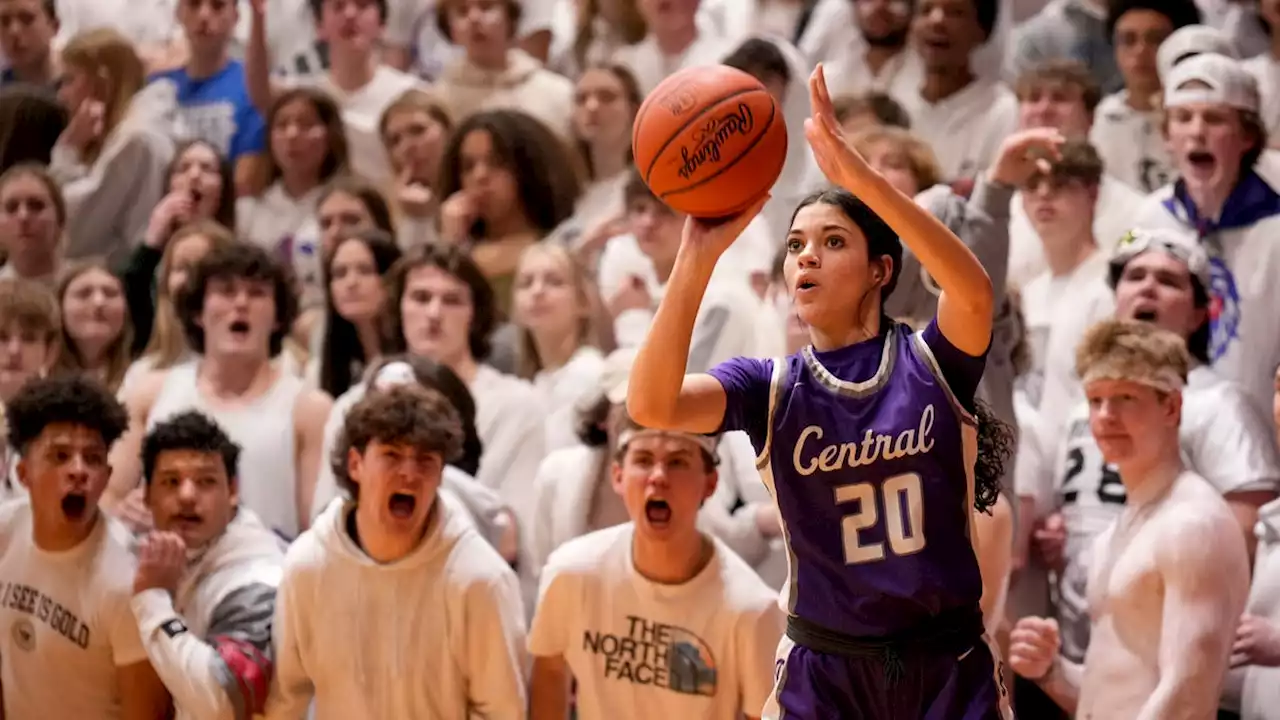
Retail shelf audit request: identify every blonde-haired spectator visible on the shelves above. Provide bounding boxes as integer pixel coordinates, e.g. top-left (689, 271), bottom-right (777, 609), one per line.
top-left (51, 28), bottom-right (177, 263)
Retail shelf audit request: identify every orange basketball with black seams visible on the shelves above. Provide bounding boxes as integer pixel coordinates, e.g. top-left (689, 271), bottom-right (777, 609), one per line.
top-left (632, 65), bottom-right (788, 219)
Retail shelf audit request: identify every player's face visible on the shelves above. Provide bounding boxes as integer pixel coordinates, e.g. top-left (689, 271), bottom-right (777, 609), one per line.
top-left (1113, 252), bottom-right (1206, 341)
top-left (1017, 81), bottom-right (1092, 137)
top-left (177, 0), bottom-right (238, 54)
top-left (169, 142), bottom-right (225, 220)
top-left (328, 238), bottom-right (387, 325)
top-left (1111, 10), bottom-right (1171, 91)
top-left (512, 247), bottom-right (581, 339)
top-left (574, 68), bottom-right (636, 151)
top-left (1085, 378), bottom-right (1181, 466)
top-left (861, 139), bottom-right (922, 196)
top-left (613, 435), bottom-right (716, 540)
top-left (0, 0), bottom-right (56, 69)
top-left (783, 201), bottom-right (880, 334)
top-left (18, 423), bottom-right (111, 535)
top-left (458, 129), bottom-right (521, 227)
top-left (1020, 176), bottom-right (1096, 245)
top-left (347, 440), bottom-right (443, 536)
top-left (61, 268), bottom-right (126, 354)
top-left (1165, 102), bottom-right (1255, 198)
top-left (147, 449), bottom-right (237, 550)
top-left (199, 276), bottom-right (278, 358)
top-left (399, 265), bottom-right (475, 365)
top-left (0, 320), bottom-right (53, 403)
top-left (913, 0), bottom-right (986, 70)
top-left (317, 0), bottom-right (382, 51)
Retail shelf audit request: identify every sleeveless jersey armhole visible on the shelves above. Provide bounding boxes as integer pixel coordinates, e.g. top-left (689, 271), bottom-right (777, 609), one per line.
top-left (756, 357), bottom-right (789, 471)
top-left (908, 331), bottom-right (978, 428)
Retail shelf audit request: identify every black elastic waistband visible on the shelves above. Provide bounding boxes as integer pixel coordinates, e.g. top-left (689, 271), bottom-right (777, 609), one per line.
top-left (785, 607), bottom-right (984, 659)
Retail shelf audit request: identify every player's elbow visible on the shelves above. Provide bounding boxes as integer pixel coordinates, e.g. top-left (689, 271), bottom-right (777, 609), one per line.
top-left (626, 391), bottom-right (672, 430)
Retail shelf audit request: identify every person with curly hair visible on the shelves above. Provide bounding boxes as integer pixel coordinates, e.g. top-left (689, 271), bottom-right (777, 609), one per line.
top-left (264, 384), bottom-right (527, 718)
top-left (0, 375), bottom-right (170, 719)
top-left (131, 410), bottom-right (286, 720)
top-left (106, 242), bottom-right (333, 541)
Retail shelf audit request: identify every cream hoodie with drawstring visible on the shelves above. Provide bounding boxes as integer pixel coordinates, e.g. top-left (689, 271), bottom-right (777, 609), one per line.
top-left (435, 48), bottom-right (574, 139)
top-left (263, 496), bottom-right (528, 720)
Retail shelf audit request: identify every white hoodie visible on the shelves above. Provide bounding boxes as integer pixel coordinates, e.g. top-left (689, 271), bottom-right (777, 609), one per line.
top-left (130, 509), bottom-right (285, 720)
top-left (264, 497), bottom-right (528, 719)
top-left (1223, 496), bottom-right (1280, 718)
top-left (50, 81), bottom-right (179, 263)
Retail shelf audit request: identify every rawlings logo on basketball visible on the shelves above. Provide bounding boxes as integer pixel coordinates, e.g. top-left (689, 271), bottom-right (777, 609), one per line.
top-left (676, 103), bottom-right (755, 181)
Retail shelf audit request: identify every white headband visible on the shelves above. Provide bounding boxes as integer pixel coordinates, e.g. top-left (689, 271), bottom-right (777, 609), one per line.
top-left (617, 428), bottom-right (719, 460)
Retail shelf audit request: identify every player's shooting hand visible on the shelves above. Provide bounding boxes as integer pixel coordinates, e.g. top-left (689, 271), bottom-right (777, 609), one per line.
top-left (679, 194), bottom-right (768, 263)
top-left (133, 531), bottom-right (188, 596)
top-left (1032, 512), bottom-right (1067, 573)
top-left (987, 127), bottom-right (1065, 188)
top-left (1008, 616), bottom-right (1061, 681)
top-left (804, 64), bottom-right (874, 194)
top-left (1232, 614), bottom-right (1280, 667)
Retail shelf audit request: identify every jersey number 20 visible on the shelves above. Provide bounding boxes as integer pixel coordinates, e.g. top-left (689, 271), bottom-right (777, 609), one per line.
top-left (835, 473), bottom-right (926, 565)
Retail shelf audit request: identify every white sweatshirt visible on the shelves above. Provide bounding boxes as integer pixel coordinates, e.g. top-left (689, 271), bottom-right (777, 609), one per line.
top-left (130, 509), bottom-right (285, 720)
top-left (50, 81), bottom-right (179, 263)
top-left (264, 497), bottom-right (528, 719)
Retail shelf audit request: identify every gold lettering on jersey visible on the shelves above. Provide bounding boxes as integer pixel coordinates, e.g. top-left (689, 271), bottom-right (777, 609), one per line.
top-left (793, 405), bottom-right (936, 476)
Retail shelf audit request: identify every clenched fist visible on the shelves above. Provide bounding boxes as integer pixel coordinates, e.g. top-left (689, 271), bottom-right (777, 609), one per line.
top-left (1009, 616), bottom-right (1061, 681)
top-left (133, 531), bottom-right (188, 596)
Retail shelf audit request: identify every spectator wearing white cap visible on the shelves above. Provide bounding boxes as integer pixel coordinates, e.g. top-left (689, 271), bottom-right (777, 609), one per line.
top-left (1134, 52), bottom-right (1280, 420)
top-left (1242, 0), bottom-right (1280, 145)
top-left (1021, 228), bottom-right (1280, 674)
top-left (1088, 4), bottom-right (1204, 194)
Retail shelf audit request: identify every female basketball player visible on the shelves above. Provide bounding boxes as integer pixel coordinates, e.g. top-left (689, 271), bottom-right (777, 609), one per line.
top-left (627, 65), bottom-right (1016, 719)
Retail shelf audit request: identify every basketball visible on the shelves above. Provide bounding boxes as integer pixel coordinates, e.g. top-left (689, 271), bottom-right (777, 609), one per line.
top-left (632, 65), bottom-right (788, 219)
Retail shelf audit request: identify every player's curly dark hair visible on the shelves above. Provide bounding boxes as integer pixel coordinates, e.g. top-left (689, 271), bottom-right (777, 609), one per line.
top-left (331, 385), bottom-right (464, 501)
top-left (6, 374), bottom-right (127, 454)
top-left (973, 400), bottom-right (1012, 515)
top-left (141, 411), bottom-right (241, 487)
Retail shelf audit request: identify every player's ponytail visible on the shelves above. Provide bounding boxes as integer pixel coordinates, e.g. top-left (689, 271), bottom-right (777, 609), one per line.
top-left (972, 400), bottom-right (1013, 514)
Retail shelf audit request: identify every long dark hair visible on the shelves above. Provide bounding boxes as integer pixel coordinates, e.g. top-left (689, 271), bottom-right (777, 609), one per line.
top-left (789, 188), bottom-right (903, 335)
top-left (973, 400), bottom-right (1012, 514)
top-left (319, 229), bottom-right (402, 398)
top-left (364, 354), bottom-right (483, 476)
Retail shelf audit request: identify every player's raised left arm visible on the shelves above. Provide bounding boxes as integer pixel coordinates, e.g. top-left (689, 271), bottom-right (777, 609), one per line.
top-left (804, 64), bottom-right (992, 357)
top-left (1140, 513), bottom-right (1250, 720)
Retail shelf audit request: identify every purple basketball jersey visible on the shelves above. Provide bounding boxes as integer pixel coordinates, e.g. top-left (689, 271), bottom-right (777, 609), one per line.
top-left (709, 320), bottom-right (984, 638)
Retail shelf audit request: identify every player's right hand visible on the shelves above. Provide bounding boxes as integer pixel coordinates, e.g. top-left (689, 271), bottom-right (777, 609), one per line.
top-left (1008, 616), bottom-right (1060, 681)
top-left (680, 194), bottom-right (768, 263)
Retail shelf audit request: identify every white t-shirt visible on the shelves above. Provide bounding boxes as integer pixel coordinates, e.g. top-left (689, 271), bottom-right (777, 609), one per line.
top-left (1089, 92), bottom-right (1175, 194)
top-left (0, 501), bottom-right (149, 719)
top-left (899, 79), bottom-right (1019, 180)
top-left (533, 346), bottom-right (605, 454)
top-left (529, 524), bottom-right (783, 719)
top-left (1019, 248), bottom-right (1114, 443)
top-left (611, 31), bottom-right (737, 96)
